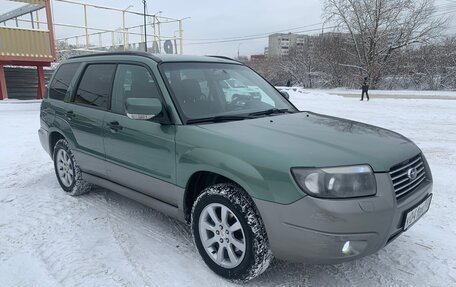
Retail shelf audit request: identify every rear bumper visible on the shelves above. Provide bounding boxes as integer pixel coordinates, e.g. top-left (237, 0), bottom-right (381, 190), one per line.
top-left (254, 173), bottom-right (433, 263)
top-left (38, 127), bottom-right (51, 157)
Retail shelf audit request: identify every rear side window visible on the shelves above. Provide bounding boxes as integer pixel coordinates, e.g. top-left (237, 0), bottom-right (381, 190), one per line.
top-left (74, 64), bottom-right (116, 109)
top-left (49, 63), bottom-right (81, 101)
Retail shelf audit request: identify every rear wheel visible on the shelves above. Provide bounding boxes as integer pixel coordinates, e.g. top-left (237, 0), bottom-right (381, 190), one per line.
top-left (191, 183), bottom-right (273, 282)
top-left (53, 139), bottom-right (92, 196)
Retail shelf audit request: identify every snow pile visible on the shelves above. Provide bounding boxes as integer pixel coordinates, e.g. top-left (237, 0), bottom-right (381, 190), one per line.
top-left (1, 91), bottom-right (456, 286)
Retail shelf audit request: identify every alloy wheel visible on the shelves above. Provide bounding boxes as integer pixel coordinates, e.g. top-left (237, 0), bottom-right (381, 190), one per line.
top-left (56, 149), bottom-right (74, 187)
top-left (198, 203), bottom-right (246, 268)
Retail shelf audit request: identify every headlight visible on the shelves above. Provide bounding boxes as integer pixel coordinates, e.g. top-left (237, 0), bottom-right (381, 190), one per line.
top-left (291, 165), bottom-right (376, 199)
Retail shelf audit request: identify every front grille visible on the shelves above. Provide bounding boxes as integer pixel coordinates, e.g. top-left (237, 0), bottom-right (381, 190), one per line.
top-left (389, 154), bottom-right (427, 199)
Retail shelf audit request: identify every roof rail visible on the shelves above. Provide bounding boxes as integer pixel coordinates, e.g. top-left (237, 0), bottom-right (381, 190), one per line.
top-left (206, 55), bottom-right (241, 63)
top-left (69, 51), bottom-right (162, 63)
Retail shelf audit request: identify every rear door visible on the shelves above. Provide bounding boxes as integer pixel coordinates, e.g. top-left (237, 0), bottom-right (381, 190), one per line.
top-left (103, 63), bottom-right (178, 206)
top-left (67, 63), bottom-right (116, 177)
top-left (45, 63), bottom-right (82, 125)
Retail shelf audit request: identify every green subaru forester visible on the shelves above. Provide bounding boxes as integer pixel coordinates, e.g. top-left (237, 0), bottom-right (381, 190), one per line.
top-left (39, 52), bottom-right (433, 282)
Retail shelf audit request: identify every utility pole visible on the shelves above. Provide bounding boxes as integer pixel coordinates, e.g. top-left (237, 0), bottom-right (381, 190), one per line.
top-left (142, 0), bottom-right (147, 52)
top-left (83, 4), bottom-right (88, 50)
top-left (237, 43), bottom-right (243, 59)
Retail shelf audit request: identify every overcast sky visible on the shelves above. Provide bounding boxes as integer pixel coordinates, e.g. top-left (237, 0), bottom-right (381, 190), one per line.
top-left (50, 0), bottom-right (323, 57)
top-left (2, 0), bottom-right (455, 57)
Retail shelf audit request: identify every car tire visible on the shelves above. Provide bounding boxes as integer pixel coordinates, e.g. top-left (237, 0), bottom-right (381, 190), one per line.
top-left (191, 183), bottom-right (273, 282)
top-left (53, 139), bottom-right (92, 196)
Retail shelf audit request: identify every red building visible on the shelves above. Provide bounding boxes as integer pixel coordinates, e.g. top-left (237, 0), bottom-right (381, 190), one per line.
top-left (0, 0), bottom-right (56, 100)
top-left (250, 54), bottom-right (266, 61)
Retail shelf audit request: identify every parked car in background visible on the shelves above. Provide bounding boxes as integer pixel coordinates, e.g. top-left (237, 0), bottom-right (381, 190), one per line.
top-left (39, 52), bottom-right (433, 282)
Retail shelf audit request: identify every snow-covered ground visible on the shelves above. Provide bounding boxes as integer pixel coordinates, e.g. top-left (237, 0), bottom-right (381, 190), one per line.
top-left (278, 87), bottom-right (456, 100)
top-left (1, 90), bottom-right (455, 286)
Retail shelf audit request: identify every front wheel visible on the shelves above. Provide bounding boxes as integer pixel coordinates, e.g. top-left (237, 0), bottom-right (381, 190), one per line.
top-left (191, 183), bottom-right (273, 282)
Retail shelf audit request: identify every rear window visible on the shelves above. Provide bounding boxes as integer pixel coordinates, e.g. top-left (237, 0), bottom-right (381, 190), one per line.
top-left (74, 64), bottom-right (116, 109)
top-left (49, 63), bottom-right (81, 101)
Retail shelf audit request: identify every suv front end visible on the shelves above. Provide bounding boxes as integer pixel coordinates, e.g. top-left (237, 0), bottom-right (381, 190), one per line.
top-left (253, 153), bottom-right (433, 263)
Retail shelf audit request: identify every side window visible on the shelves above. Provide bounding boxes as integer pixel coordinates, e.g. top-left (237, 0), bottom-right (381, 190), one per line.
top-left (111, 64), bottom-right (160, 115)
top-left (49, 63), bottom-right (81, 101)
top-left (74, 64), bottom-right (116, 109)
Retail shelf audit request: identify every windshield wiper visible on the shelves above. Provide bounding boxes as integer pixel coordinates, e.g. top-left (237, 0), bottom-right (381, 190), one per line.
top-left (248, 108), bottom-right (293, 117)
top-left (186, 115), bottom-right (253, 124)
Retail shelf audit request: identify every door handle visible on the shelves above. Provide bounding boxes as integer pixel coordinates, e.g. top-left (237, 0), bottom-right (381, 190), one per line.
top-left (66, 111), bottom-right (75, 120)
top-left (107, 121), bottom-right (123, 131)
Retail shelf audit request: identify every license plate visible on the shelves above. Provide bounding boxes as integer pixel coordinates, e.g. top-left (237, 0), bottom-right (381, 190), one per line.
top-left (404, 194), bottom-right (432, 230)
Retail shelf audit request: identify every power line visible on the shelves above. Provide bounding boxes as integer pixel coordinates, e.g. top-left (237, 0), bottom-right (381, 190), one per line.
top-left (185, 4), bottom-right (456, 47)
top-left (184, 22), bottom-right (324, 42)
top-left (431, 7), bottom-right (456, 18)
top-left (185, 26), bottom-right (337, 45)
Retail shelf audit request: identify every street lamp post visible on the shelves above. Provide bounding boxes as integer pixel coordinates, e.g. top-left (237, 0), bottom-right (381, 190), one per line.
top-left (237, 43), bottom-right (243, 59)
top-left (142, 0), bottom-right (147, 52)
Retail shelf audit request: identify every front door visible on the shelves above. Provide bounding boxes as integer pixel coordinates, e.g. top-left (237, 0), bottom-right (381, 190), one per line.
top-left (67, 63), bottom-right (116, 177)
top-left (103, 64), bottom-right (178, 206)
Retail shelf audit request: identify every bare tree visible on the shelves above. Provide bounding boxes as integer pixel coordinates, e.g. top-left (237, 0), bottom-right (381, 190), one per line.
top-left (323, 0), bottom-right (447, 87)
top-left (313, 32), bottom-right (359, 87)
top-left (248, 56), bottom-right (292, 86)
top-left (280, 44), bottom-right (314, 88)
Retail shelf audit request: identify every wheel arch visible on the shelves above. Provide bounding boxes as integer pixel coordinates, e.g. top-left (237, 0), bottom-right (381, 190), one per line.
top-left (49, 130), bottom-right (66, 157)
top-left (183, 170), bottom-right (257, 224)
top-left (178, 148), bottom-right (270, 224)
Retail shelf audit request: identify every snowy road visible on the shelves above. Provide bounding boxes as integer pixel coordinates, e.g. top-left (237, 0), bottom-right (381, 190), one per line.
top-left (295, 88), bottom-right (456, 100)
top-left (1, 91), bottom-right (455, 286)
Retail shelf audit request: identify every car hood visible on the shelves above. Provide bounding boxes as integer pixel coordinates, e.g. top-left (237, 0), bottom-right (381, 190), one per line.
top-left (196, 112), bottom-right (421, 172)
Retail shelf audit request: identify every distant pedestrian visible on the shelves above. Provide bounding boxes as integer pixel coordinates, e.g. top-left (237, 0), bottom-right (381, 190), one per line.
top-left (361, 77), bottom-right (369, 101)
top-left (286, 79), bottom-right (292, 87)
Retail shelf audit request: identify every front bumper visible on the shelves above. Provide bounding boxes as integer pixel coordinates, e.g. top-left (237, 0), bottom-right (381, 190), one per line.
top-left (254, 173), bottom-right (433, 263)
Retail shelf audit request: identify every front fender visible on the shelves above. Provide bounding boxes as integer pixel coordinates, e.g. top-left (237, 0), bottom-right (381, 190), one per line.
top-left (177, 148), bottom-right (269, 200)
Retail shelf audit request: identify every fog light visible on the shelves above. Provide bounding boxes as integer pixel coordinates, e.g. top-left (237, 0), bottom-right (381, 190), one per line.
top-left (341, 240), bottom-right (368, 256)
top-left (342, 241), bottom-right (352, 255)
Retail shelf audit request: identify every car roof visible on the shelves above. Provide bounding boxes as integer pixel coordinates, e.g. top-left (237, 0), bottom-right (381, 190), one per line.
top-left (68, 51), bottom-right (241, 64)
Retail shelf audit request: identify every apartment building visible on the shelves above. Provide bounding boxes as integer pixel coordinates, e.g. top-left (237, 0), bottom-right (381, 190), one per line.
top-left (267, 33), bottom-right (310, 57)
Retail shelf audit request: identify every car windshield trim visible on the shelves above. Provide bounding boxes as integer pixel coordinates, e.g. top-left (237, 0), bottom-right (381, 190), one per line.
top-left (186, 114), bottom-right (254, 125)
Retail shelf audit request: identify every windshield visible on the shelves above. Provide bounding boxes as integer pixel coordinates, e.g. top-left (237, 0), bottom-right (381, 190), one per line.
top-left (225, 78), bottom-right (247, 88)
top-left (160, 62), bottom-right (296, 123)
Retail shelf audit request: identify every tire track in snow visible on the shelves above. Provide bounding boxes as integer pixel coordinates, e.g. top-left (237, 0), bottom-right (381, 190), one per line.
top-left (107, 217), bottom-right (158, 287)
top-left (84, 189), bottom-right (193, 252)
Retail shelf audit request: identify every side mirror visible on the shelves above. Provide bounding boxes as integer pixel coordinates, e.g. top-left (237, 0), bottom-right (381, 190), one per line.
top-left (126, 98), bottom-right (162, 120)
top-left (280, 91), bottom-right (290, 100)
